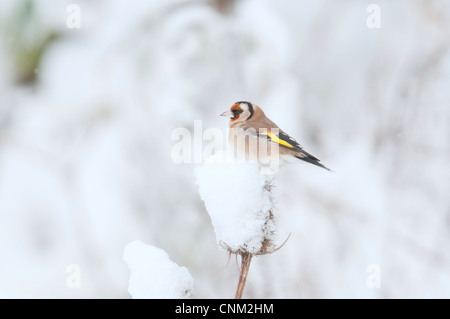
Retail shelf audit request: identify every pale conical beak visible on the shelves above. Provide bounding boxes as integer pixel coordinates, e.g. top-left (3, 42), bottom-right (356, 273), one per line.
top-left (220, 110), bottom-right (234, 118)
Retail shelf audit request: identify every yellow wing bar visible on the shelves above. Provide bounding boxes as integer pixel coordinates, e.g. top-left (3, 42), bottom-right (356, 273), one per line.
top-left (265, 131), bottom-right (294, 149)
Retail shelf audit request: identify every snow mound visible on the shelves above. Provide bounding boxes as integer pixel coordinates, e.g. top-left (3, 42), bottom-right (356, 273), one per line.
top-left (123, 240), bottom-right (193, 299)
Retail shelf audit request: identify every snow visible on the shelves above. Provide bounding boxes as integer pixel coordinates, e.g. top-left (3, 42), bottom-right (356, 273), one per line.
top-left (123, 240), bottom-right (193, 299)
top-left (0, 0), bottom-right (450, 299)
top-left (194, 152), bottom-right (276, 254)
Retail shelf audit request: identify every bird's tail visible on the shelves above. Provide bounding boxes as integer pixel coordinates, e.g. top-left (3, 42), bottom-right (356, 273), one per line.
top-left (295, 153), bottom-right (332, 171)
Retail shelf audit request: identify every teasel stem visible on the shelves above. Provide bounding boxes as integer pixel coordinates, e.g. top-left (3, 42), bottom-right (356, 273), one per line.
top-left (234, 252), bottom-right (253, 299)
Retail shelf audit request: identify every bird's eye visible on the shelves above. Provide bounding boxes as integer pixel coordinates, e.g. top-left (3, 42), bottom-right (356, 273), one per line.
top-left (232, 109), bottom-right (243, 117)
top-left (231, 109), bottom-right (243, 120)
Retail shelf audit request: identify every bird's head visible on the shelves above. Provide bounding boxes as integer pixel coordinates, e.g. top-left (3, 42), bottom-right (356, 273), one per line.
top-left (220, 101), bottom-right (255, 124)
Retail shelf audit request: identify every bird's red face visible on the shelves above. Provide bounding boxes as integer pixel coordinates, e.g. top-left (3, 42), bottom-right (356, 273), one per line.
top-left (230, 104), bottom-right (244, 121)
top-left (220, 103), bottom-right (244, 122)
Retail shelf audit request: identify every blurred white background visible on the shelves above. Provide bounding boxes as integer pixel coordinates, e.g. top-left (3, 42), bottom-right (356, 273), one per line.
top-left (0, 0), bottom-right (449, 298)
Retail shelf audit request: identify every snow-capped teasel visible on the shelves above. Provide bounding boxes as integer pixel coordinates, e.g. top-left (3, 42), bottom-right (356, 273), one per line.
top-left (195, 152), bottom-right (277, 255)
top-left (195, 150), bottom-right (287, 298)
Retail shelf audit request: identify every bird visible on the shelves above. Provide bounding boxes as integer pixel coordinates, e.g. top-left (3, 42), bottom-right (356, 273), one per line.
top-left (220, 101), bottom-right (330, 171)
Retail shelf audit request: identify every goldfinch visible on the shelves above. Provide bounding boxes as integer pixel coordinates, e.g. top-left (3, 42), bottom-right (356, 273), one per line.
top-left (220, 101), bottom-right (330, 171)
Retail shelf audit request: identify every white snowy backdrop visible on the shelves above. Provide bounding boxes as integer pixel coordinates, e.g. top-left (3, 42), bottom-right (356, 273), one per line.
top-left (0, 0), bottom-right (449, 298)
